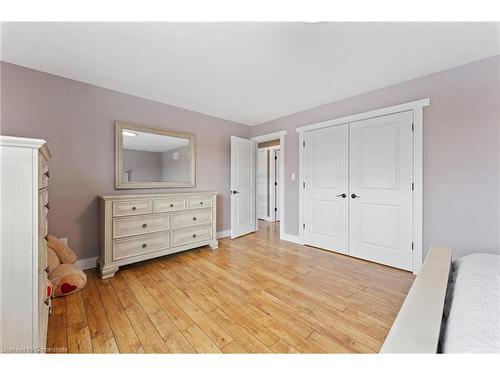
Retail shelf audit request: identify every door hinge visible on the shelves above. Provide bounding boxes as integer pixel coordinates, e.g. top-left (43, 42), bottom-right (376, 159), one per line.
top-left (274, 156), bottom-right (277, 160)
top-left (274, 207), bottom-right (277, 212)
top-left (303, 223), bottom-right (306, 229)
top-left (411, 182), bottom-right (414, 191)
top-left (302, 141), bottom-right (306, 148)
top-left (411, 242), bottom-right (414, 251)
top-left (411, 122), bottom-right (414, 132)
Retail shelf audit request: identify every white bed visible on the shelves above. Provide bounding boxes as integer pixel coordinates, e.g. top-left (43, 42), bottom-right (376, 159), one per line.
top-left (381, 246), bottom-right (500, 353)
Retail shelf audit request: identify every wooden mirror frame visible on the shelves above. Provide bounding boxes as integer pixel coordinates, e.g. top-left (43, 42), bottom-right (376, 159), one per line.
top-left (115, 121), bottom-right (196, 189)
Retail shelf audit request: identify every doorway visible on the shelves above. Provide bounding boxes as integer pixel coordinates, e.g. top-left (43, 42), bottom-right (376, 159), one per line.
top-left (230, 131), bottom-right (287, 240)
top-left (257, 141), bottom-right (281, 232)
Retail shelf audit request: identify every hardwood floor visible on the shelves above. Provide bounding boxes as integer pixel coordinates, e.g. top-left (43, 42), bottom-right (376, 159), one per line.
top-left (46, 221), bottom-right (414, 353)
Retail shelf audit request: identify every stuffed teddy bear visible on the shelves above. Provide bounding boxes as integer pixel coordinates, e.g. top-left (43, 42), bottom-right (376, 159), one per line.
top-left (46, 235), bottom-right (87, 297)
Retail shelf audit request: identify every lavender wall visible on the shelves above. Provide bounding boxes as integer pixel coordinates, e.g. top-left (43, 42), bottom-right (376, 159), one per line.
top-left (161, 146), bottom-right (189, 181)
top-left (123, 149), bottom-right (162, 182)
top-left (251, 55), bottom-right (500, 259)
top-left (0, 62), bottom-right (250, 260)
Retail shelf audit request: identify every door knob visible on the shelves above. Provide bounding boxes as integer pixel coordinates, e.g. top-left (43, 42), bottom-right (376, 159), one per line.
top-left (351, 193), bottom-right (360, 199)
top-left (231, 190), bottom-right (239, 194)
top-left (336, 193), bottom-right (347, 198)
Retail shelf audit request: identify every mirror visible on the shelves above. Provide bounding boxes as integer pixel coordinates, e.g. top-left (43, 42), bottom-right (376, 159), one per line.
top-left (115, 121), bottom-right (196, 188)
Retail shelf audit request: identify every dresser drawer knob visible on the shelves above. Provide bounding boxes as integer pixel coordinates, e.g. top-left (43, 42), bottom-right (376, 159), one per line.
top-left (132, 206), bottom-right (137, 210)
top-left (44, 298), bottom-right (50, 306)
top-left (142, 243), bottom-right (147, 248)
top-left (192, 234), bottom-right (197, 238)
top-left (45, 235), bottom-right (49, 241)
top-left (193, 217), bottom-right (197, 221)
top-left (142, 223), bottom-right (148, 228)
top-left (45, 170), bottom-right (50, 178)
top-left (45, 266), bottom-right (50, 274)
top-left (45, 202), bottom-right (50, 210)
top-left (200, 201), bottom-right (204, 205)
top-left (170, 203), bottom-right (174, 207)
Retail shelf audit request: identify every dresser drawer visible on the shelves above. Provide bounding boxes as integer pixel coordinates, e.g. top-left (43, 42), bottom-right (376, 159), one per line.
top-left (38, 153), bottom-right (49, 190)
top-left (113, 232), bottom-right (169, 261)
top-left (113, 214), bottom-right (169, 239)
top-left (38, 189), bottom-right (49, 235)
top-left (154, 197), bottom-right (186, 213)
top-left (172, 208), bottom-right (213, 229)
top-left (187, 195), bottom-right (213, 209)
top-left (171, 225), bottom-right (213, 247)
top-left (112, 200), bottom-right (153, 217)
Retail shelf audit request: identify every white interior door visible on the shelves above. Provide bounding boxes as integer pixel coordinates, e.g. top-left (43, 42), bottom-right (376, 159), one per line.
top-left (231, 136), bottom-right (256, 238)
top-left (274, 149), bottom-right (280, 221)
top-left (303, 124), bottom-right (349, 254)
top-left (256, 149), bottom-right (267, 220)
top-left (349, 111), bottom-right (413, 270)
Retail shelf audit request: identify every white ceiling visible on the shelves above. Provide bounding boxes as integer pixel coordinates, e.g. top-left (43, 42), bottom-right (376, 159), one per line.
top-left (2, 22), bottom-right (499, 125)
top-left (123, 131), bottom-right (188, 153)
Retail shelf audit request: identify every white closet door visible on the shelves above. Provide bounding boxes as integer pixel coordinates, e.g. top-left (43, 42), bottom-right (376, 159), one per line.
top-left (349, 111), bottom-right (413, 270)
top-left (303, 124), bottom-right (349, 254)
top-left (231, 136), bottom-right (257, 239)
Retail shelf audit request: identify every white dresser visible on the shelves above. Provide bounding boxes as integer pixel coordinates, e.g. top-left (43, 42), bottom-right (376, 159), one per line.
top-left (0, 136), bottom-right (51, 353)
top-left (99, 192), bottom-right (218, 278)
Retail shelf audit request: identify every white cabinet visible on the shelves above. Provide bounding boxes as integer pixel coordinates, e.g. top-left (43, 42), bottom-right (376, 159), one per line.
top-left (99, 192), bottom-right (218, 279)
top-left (1, 136), bottom-right (51, 353)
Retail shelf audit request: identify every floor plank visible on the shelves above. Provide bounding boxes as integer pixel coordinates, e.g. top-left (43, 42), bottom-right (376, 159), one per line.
top-left (67, 321), bottom-right (92, 353)
top-left (47, 221), bottom-right (413, 353)
top-left (95, 280), bottom-right (143, 353)
top-left (92, 332), bottom-right (120, 354)
top-left (82, 271), bottom-right (112, 339)
top-left (46, 298), bottom-right (67, 353)
top-left (113, 287), bottom-right (171, 353)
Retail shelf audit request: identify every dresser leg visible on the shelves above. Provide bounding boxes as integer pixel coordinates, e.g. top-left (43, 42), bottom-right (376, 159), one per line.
top-left (99, 264), bottom-right (119, 279)
top-left (209, 240), bottom-right (219, 250)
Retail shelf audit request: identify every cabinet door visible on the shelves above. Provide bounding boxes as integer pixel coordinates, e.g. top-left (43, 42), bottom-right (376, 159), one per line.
top-left (349, 111), bottom-right (413, 270)
top-left (303, 124), bottom-right (349, 254)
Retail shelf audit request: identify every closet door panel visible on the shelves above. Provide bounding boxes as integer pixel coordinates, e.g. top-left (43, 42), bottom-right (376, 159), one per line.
top-left (303, 124), bottom-right (349, 254)
top-left (349, 111), bottom-right (413, 270)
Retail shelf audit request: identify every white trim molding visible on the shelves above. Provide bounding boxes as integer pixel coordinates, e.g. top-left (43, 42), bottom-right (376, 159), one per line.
top-left (297, 98), bottom-right (430, 274)
top-left (280, 233), bottom-right (303, 245)
top-left (75, 257), bottom-right (98, 271)
top-left (216, 230), bottom-right (231, 239)
top-left (258, 217), bottom-right (277, 223)
top-left (251, 130), bottom-right (287, 143)
top-left (251, 130), bottom-right (287, 240)
top-left (296, 98), bottom-right (430, 133)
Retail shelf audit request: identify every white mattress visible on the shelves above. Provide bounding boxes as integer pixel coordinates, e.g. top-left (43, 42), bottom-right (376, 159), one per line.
top-left (441, 253), bottom-right (500, 353)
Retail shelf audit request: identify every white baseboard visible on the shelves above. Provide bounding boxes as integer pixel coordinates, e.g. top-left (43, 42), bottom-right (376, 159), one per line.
top-left (258, 216), bottom-right (276, 222)
top-left (280, 233), bottom-right (303, 245)
top-left (75, 257), bottom-right (98, 271)
top-left (216, 230), bottom-right (231, 239)
top-left (58, 237), bottom-right (96, 270)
